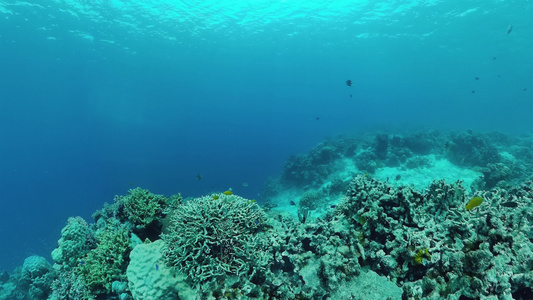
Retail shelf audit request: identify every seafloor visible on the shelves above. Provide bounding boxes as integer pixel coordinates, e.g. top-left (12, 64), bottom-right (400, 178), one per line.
top-left (2, 130), bottom-right (533, 300)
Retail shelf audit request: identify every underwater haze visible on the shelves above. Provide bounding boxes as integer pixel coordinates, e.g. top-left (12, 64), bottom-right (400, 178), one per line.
top-left (1, 0), bottom-right (532, 272)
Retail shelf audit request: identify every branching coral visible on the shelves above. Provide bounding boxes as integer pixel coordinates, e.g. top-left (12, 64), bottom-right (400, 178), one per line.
top-left (162, 194), bottom-right (268, 287)
top-left (75, 226), bottom-right (131, 296)
top-left (334, 175), bottom-right (533, 299)
top-left (116, 187), bottom-right (168, 228)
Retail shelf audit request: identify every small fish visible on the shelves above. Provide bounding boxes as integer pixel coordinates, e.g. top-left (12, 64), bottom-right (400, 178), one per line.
top-left (212, 195), bottom-right (219, 200)
top-left (290, 200), bottom-right (296, 206)
top-left (346, 79), bottom-right (353, 87)
top-left (196, 174), bottom-right (203, 181)
top-left (475, 77), bottom-right (479, 80)
top-left (316, 117), bottom-right (320, 121)
top-left (472, 90), bottom-right (476, 94)
top-left (155, 263), bottom-right (159, 270)
top-left (507, 24), bottom-right (513, 34)
top-left (501, 201), bottom-right (518, 208)
top-left (395, 175), bottom-right (401, 181)
top-left (242, 182), bottom-right (249, 187)
top-left (365, 173), bottom-right (369, 178)
top-left (330, 205), bottom-right (336, 209)
top-left (223, 190), bottom-right (233, 195)
top-left (465, 196), bottom-right (483, 210)
top-left (80, 260), bottom-right (85, 265)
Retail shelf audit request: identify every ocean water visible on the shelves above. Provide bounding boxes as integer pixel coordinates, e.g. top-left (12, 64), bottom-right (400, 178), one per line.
top-left (0, 0), bottom-right (532, 279)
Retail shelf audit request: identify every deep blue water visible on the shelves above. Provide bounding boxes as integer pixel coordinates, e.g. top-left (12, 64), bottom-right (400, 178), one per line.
top-left (1, 0), bottom-right (532, 271)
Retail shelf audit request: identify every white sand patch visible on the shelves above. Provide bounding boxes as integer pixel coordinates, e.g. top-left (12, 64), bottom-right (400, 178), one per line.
top-left (374, 155), bottom-right (481, 192)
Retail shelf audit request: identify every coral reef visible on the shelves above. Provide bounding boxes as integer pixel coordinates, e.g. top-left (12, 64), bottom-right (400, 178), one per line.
top-left (481, 162), bottom-right (513, 189)
top-left (391, 131), bottom-right (440, 155)
top-left (280, 153), bottom-right (329, 188)
top-left (333, 175), bottom-right (533, 299)
top-left (279, 139), bottom-right (350, 188)
top-left (268, 130), bottom-right (532, 196)
top-left (46, 188), bottom-right (172, 300)
top-left (446, 131), bottom-right (501, 167)
top-left (355, 149), bottom-right (378, 173)
top-left (5, 130), bottom-right (533, 300)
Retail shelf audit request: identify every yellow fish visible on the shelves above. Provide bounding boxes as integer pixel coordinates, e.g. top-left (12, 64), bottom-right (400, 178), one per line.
top-left (212, 195), bottom-right (219, 200)
top-left (223, 190), bottom-right (233, 195)
top-left (465, 197), bottom-right (483, 210)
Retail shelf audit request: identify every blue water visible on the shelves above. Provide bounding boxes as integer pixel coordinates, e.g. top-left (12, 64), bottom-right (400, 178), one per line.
top-left (0, 0), bottom-right (532, 271)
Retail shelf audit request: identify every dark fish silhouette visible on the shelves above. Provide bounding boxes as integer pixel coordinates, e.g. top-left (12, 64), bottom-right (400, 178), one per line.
top-left (507, 24), bottom-right (513, 34)
top-left (346, 80), bottom-right (353, 87)
top-left (501, 201), bottom-right (518, 208)
top-left (290, 200), bottom-right (296, 206)
top-left (196, 174), bottom-right (203, 181)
